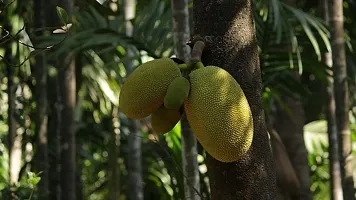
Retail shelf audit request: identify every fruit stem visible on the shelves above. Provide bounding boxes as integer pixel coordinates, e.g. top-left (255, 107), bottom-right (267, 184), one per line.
top-left (190, 40), bottom-right (205, 62)
top-left (194, 61), bottom-right (204, 69)
top-left (178, 64), bottom-right (189, 70)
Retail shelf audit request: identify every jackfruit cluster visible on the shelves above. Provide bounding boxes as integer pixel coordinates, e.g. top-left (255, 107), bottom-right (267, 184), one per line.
top-left (119, 58), bottom-right (254, 163)
top-left (119, 58), bottom-right (188, 134)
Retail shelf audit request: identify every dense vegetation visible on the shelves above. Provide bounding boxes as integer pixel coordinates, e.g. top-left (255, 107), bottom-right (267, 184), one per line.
top-left (1, 0), bottom-right (356, 199)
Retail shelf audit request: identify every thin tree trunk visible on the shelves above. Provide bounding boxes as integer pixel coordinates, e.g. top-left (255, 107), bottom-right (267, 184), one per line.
top-left (3, 19), bottom-right (22, 186)
top-left (193, 0), bottom-right (276, 199)
top-left (123, 0), bottom-right (144, 199)
top-left (171, 0), bottom-right (201, 199)
top-left (57, 1), bottom-right (76, 200)
top-left (33, 0), bottom-right (49, 198)
top-left (329, 0), bottom-right (356, 199)
top-left (48, 73), bottom-right (62, 200)
top-left (59, 54), bottom-right (76, 200)
top-left (321, 0), bottom-right (343, 199)
top-left (126, 120), bottom-right (143, 200)
top-left (108, 107), bottom-right (120, 200)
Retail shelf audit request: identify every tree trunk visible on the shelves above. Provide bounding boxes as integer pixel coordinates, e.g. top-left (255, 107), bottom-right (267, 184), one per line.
top-left (3, 17), bottom-right (22, 186)
top-left (33, 0), bottom-right (49, 198)
top-left (321, 0), bottom-right (343, 199)
top-left (108, 107), bottom-right (120, 200)
top-left (171, 0), bottom-right (201, 199)
top-left (273, 90), bottom-right (311, 200)
top-left (59, 54), bottom-right (76, 200)
top-left (329, 0), bottom-right (356, 199)
top-left (193, 0), bottom-right (276, 199)
top-left (123, 0), bottom-right (144, 199)
top-left (57, 1), bottom-right (76, 200)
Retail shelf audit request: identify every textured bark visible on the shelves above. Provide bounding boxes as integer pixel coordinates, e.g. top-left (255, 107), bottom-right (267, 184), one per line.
top-left (193, 1), bottom-right (276, 199)
top-left (171, 0), bottom-right (201, 199)
top-left (123, 0), bottom-right (144, 199)
top-left (57, 1), bottom-right (76, 200)
top-left (329, 0), bottom-right (356, 199)
top-left (321, 0), bottom-right (343, 199)
top-left (33, 0), bottom-right (49, 198)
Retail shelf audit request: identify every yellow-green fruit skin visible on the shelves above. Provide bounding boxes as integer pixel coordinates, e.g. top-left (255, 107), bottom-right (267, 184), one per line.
top-left (151, 106), bottom-right (181, 134)
top-left (184, 66), bottom-right (253, 163)
top-left (164, 77), bottom-right (190, 110)
top-left (119, 58), bottom-right (181, 119)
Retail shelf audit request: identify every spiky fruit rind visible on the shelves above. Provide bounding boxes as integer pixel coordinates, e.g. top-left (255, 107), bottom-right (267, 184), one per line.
top-left (151, 105), bottom-right (181, 134)
top-left (164, 77), bottom-right (190, 110)
top-left (184, 66), bottom-right (253, 163)
top-left (119, 58), bottom-right (181, 119)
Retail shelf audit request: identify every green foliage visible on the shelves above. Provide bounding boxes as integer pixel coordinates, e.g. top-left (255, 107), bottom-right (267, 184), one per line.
top-left (0, 172), bottom-right (41, 200)
top-left (2, 0), bottom-right (356, 199)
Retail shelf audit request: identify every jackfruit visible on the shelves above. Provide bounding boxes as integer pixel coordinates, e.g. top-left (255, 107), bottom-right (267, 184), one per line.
top-left (184, 66), bottom-right (253, 163)
top-left (119, 58), bottom-right (181, 119)
top-left (151, 105), bottom-right (181, 134)
top-left (164, 77), bottom-right (190, 110)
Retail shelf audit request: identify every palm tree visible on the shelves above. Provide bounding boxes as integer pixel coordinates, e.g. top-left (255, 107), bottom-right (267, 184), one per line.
top-left (192, 0), bottom-right (276, 198)
top-left (171, 0), bottom-right (201, 199)
top-left (329, 0), bottom-right (356, 199)
top-left (321, 0), bottom-right (343, 199)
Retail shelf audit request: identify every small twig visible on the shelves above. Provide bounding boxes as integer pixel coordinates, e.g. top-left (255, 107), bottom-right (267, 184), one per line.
top-left (0, 0), bottom-right (16, 14)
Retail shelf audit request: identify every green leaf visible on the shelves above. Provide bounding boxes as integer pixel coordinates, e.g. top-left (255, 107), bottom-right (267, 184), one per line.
top-left (56, 6), bottom-right (69, 25)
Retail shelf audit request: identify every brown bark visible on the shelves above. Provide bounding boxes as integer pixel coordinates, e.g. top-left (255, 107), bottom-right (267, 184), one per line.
top-left (57, 1), bottom-right (76, 200)
top-left (33, 0), bottom-right (49, 198)
top-left (193, 0), bottom-right (276, 199)
top-left (321, 0), bottom-right (343, 199)
top-left (171, 0), bottom-right (201, 199)
top-left (329, 0), bottom-right (356, 199)
top-left (59, 54), bottom-right (76, 200)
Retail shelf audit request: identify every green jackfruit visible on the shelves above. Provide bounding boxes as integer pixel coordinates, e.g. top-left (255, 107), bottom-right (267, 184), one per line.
top-left (164, 77), bottom-right (190, 110)
top-left (119, 58), bottom-right (181, 119)
top-left (151, 105), bottom-right (181, 134)
top-left (184, 66), bottom-right (253, 163)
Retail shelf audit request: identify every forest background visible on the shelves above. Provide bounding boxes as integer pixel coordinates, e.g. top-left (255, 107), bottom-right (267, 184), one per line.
top-left (1, 0), bottom-right (356, 199)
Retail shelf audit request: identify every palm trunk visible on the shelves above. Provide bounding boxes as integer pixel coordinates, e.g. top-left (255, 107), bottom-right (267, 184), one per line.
top-left (171, 0), bottom-right (201, 199)
top-left (321, 0), bottom-right (343, 199)
top-left (33, 0), bottom-right (49, 198)
top-left (329, 0), bottom-right (356, 199)
top-left (193, 0), bottom-right (276, 199)
top-left (57, 1), bottom-right (76, 200)
top-left (123, 0), bottom-right (144, 199)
